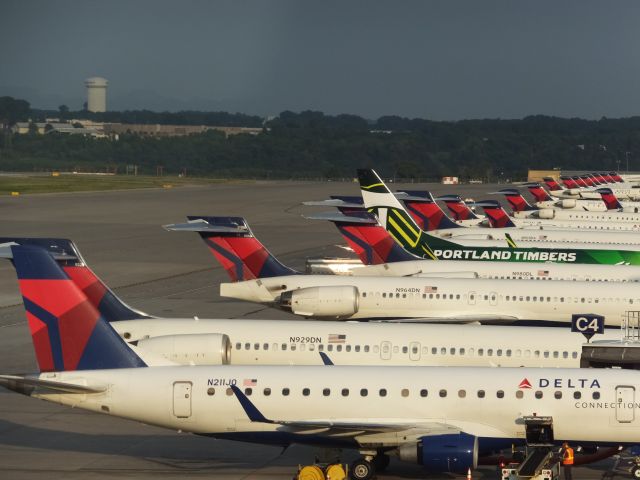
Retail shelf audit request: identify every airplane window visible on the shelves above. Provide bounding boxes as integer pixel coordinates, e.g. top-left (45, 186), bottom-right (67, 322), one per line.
top-left (534, 350), bottom-right (540, 358)
top-left (441, 347), bottom-right (446, 355)
top-left (420, 389), bottom-right (428, 397)
top-left (421, 294), bottom-right (425, 299)
top-left (245, 343), bottom-right (250, 350)
top-left (533, 296), bottom-right (537, 302)
top-left (282, 344), bottom-right (287, 351)
top-left (235, 342), bottom-right (241, 350)
top-left (477, 390), bottom-right (485, 398)
top-left (412, 346), bottom-right (418, 354)
top-left (506, 349), bottom-right (512, 357)
top-left (362, 292), bottom-right (367, 298)
top-left (323, 388), bottom-right (331, 396)
top-left (342, 388), bottom-right (349, 397)
top-left (432, 347), bottom-right (437, 354)
top-left (519, 296), bottom-right (523, 301)
top-left (207, 388), bottom-right (215, 396)
top-left (572, 352), bottom-right (578, 359)
top-left (554, 391), bottom-right (562, 399)
top-left (402, 346), bottom-right (408, 354)
top-left (516, 391), bottom-right (523, 399)
top-left (318, 344), bottom-right (324, 351)
top-left (526, 296), bottom-right (530, 302)
top-left (245, 388), bottom-right (253, 396)
top-left (401, 389), bottom-right (410, 397)
top-left (302, 388), bottom-right (310, 396)
top-left (484, 295), bottom-right (488, 301)
top-left (593, 392), bottom-right (600, 400)
top-left (346, 345), bottom-right (351, 352)
top-left (402, 294), bottom-right (406, 299)
top-left (581, 298), bottom-right (585, 303)
top-left (478, 348), bottom-right (484, 356)
top-left (497, 349), bottom-right (502, 357)
top-left (553, 351), bottom-right (559, 358)
top-left (560, 297), bottom-right (564, 303)
top-left (595, 299), bottom-right (599, 304)
top-left (535, 391), bottom-right (543, 399)
top-left (456, 294), bottom-right (461, 299)
top-left (282, 388), bottom-right (290, 396)
top-left (487, 349), bottom-right (493, 356)
top-left (496, 390), bottom-right (504, 399)
top-left (460, 348), bottom-right (465, 355)
top-left (396, 293), bottom-right (400, 298)
top-left (382, 293), bottom-right (387, 298)
top-left (450, 294), bottom-right (454, 300)
top-left (547, 297), bottom-right (551, 302)
top-left (226, 388), bottom-right (234, 396)
top-left (328, 345), bottom-right (333, 351)
top-left (470, 294), bottom-right (475, 300)
top-left (436, 294), bottom-right (440, 299)
top-left (439, 389), bottom-right (447, 398)
top-left (366, 346), bottom-right (371, 353)
top-left (309, 344), bottom-right (315, 351)
top-left (458, 390), bottom-right (466, 398)
top-left (379, 389), bottom-right (387, 397)
top-left (543, 351), bottom-right (549, 358)
top-left (336, 345), bottom-right (342, 352)
top-left (429, 294), bottom-right (434, 299)
top-left (291, 345), bottom-right (297, 351)
top-left (360, 388), bottom-right (368, 397)
top-left (254, 343), bottom-right (260, 350)
top-left (263, 343), bottom-right (269, 350)
top-left (263, 388), bottom-right (271, 396)
top-left (450, 348), bottom-right (455, 355)
top-left (506, 295), bottom-right (510, 301)
top-left (574, 392), bottom-right (582, 402)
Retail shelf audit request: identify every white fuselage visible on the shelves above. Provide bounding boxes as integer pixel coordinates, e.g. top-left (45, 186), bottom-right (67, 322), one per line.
top-left (431, 226), bottom-right (640, 247)
top-left (111, 318), bottom-right (619, 368)
top-left (220, 274), bottom-right (640, 324)
top-left (29, 366), bottom-right (640, 448)
top-left (513, 209), bottom-right (640, 224)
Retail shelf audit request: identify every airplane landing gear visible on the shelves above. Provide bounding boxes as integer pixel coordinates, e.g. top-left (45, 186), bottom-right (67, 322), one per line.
top-left (350, 459), bottom-right (375, 480)
top-left (372, 453), bottom-right (390, 472)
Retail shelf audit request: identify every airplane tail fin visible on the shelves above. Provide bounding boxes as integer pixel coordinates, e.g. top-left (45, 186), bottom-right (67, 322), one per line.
top-left (3, 245), bottom-right (146, 372)
top-left (542, 177), bottom-right (563, 192)
top-left (305, 211), bottom-right (418, 264)
top-left (524, 183), bottom-right (553, 202)
top-left (580, 175), bottom-right (595, 187)
top-left (436, 195), bottom-right (481, 221)
top-left (397, 191), bottom-right (460, 231)
top-left (474, 201), bottom-right (516, 228)
top-left (0, 238), bottom-right (152, 322)
top-left (610, 171), bottom-right (624, 183)
top-left (164, 216), bottom-right (299, 281)
top-left (596, 188), bottom-right (622, 210)
top-left (494, 189), bottom-right (537, 212)
top-left (560, 176), bottom-right (579, 189)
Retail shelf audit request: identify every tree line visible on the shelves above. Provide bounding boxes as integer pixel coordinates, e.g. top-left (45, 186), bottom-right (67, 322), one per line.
top-left (1, 96), bottom-right (639, 180)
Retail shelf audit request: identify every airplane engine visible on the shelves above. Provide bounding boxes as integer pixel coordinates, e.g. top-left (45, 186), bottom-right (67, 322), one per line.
top-left (536, 208), bottom-right (556, 219)
top-left (136, 334), bottom-right (231, 365)
top-left (559, 199), bottom-right (577, 209)
top-left (279, 286), bottom-right (359, 318)
top-left (397, 433), bottom-right (478, 475)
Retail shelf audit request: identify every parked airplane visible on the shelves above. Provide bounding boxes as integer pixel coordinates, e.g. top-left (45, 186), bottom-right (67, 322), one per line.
top-left (165, 216), bottom-right (640, 323)
top-left (0, 238), bottom-right (620, 370)
top-left (2, 245), bottom-right (639, 479)
top-left (355, 169), bottom-right (640, 264)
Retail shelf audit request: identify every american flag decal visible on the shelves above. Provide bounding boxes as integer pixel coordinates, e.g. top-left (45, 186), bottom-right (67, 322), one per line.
top-left (424, 286), bottom-right (438, 293)
top-left (537, 270), bottom-right (549, 277)
top-left (243, 378), bottom-right (257, 386)
top-left (328, 334), bottom-right (346, 343)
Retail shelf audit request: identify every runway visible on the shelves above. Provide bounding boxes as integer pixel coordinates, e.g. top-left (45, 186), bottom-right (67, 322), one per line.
top-left (0, 180), bottom-right (618, 479)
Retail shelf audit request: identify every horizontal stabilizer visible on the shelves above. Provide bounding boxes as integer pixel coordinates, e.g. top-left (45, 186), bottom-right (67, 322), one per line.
top-left (0, 374), bottom-right (106, 395)
top-left (304, 212), bottom-right (378, 224)
top-left (163, 218), bottom-right (248, 234)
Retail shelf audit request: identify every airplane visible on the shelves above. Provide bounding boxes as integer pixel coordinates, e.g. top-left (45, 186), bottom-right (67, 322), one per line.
top-left (557, 173), bottom-right (640, 200)
top-left (164, 216), bottom-right (640, 323)
top-left (0, 238), bottom-right (621, 371)
top-left (3, 244), bottom-right (640, 480)
top-left (354, 168), bottom-right (640, 264)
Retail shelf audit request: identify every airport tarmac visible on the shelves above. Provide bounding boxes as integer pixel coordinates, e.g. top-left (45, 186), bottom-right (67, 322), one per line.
top-left (0, 180), bottom-right (620, 479)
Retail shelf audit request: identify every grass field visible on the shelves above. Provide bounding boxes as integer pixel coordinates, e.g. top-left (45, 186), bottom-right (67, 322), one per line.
top-left (0, 174), bottom-right (233, 195)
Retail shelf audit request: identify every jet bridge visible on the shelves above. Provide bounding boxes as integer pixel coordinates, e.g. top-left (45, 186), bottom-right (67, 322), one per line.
top-left (581, 311), bottom-right (640, 369)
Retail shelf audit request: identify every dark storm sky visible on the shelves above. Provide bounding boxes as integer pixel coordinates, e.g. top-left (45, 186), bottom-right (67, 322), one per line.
top-left (3, 0), bottom-right (640, 119)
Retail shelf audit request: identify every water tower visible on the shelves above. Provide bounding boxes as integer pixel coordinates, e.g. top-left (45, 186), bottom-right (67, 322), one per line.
top-left (85, 77), bottom-right (108, 112)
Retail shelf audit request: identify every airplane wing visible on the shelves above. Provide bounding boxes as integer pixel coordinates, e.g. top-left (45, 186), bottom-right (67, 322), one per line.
top-left (0, 374), bottom-right (107, 394)
top-left (230, 385), bottom-right (459, 435)
top-left (378, 315), bottom-right (520, 324)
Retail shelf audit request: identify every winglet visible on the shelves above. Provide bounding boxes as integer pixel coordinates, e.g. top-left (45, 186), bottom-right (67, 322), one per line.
top-left (319, 352), bottom-right (334, 366)
top-left (231, 385), bottom-right (274, 423)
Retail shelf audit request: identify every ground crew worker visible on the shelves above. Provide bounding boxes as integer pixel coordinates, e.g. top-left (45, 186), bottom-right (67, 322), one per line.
top-left (561, 442), bottom-right (574, 480)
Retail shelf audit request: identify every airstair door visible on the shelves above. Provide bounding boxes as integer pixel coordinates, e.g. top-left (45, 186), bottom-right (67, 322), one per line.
top-left (615, 386), bottom-right (635, 423)
top-left (380, 341), bottom-right (392, 360)
top-left (173, 382), bottom-right (192, 418)
top-left (409, 342), bottom-right (421, 361)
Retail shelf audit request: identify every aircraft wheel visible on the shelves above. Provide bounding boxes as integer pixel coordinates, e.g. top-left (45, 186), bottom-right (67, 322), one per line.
top-left (372, 454), bottom-right (390, 472)
top-left (350, 459), bottom-right (375, 480)
top-left (632, 466), bottom-right (640, 479)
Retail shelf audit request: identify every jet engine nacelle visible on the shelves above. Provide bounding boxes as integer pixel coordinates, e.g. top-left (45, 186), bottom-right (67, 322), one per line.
top-left (279, 286), bottom-right (359, 318)
top-left (136, 334), bottom-right (231, 365)
top-left (536, 208), bottom-right (556, 219)
top-left (559, 199), bottom-right (577, 209)
top-left (397, 433), bottom-right (478, 475)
